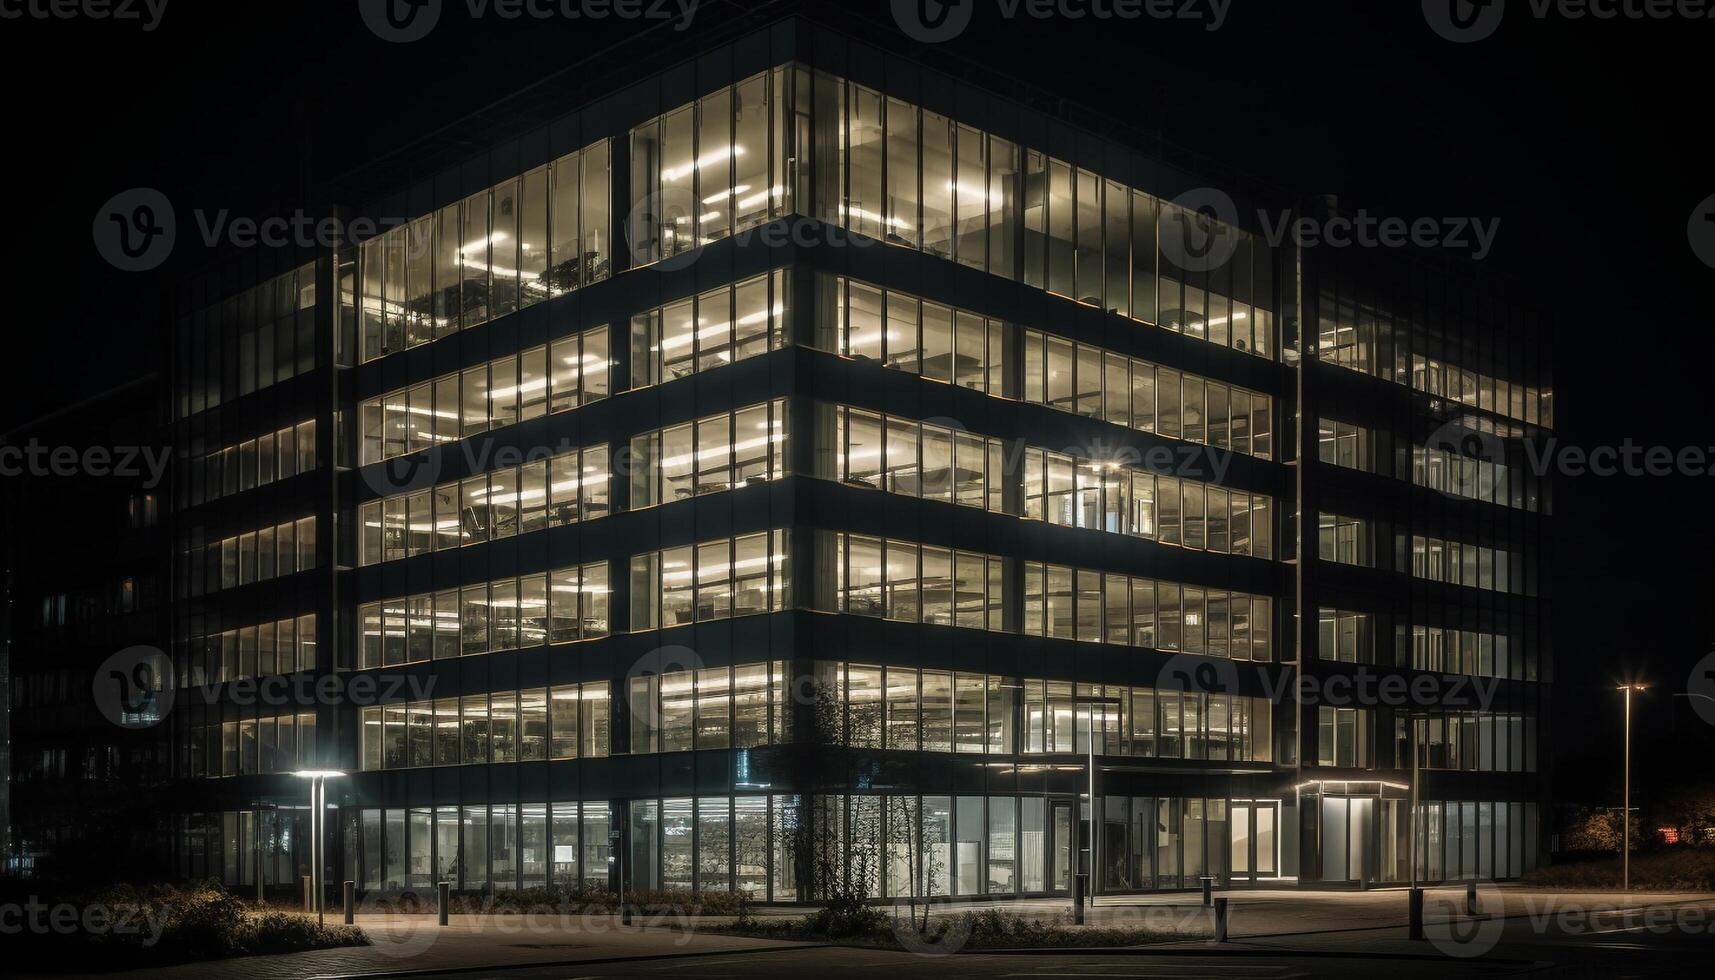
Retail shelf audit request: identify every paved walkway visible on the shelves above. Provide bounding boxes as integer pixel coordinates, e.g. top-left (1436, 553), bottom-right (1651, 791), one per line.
top-left (48, 917), bottom-right (814, 980)
top-left (38, 886), bottom-right (1715, 979)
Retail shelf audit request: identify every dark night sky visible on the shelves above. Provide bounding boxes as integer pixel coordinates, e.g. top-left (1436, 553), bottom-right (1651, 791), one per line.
top-left (3, 0), bottom-right (1710, 804)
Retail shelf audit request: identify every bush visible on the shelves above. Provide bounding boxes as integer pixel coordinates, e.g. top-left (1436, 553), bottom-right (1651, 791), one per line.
top-left (12, 881), bottom-right (369, 972)
top-left (1527, 850), bottom-right (1715, 891)
top-left (440, 884), bottom-right (753, 918)
top-left (714, 904), bottom-right (1202, 949)
top-left (803, 892), bottom-right (887, 938)
top-left (239, 910), bottom-right (367, 957)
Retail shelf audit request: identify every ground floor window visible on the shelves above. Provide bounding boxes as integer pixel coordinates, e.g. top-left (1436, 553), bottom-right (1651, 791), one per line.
top-left (341, 802), bottom-right (613, 893)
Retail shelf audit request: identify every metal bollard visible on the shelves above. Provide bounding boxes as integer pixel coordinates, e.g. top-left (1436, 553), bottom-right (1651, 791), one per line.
top-left (1408, 887), bottom-right (1424, 940)
top-left (303, 875), bottom-right (314, 912)
top-left (1072, 872), bottom-right (1084, 925)
top-left (438, 881), bottom-right (450, 926)
top-left (1465, 880), bottom-right (1479, 916)
top-left (1213, 897), bottom-right (1229, 943)
top-left (343, 880), bottom-right (355, 925)
top-left (1201, 875), bottom-right (1214, 907)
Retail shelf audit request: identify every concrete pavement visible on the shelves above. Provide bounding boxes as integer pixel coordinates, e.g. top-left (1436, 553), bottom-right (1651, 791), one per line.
top-left (33, 885), bottom-right (1715, 979)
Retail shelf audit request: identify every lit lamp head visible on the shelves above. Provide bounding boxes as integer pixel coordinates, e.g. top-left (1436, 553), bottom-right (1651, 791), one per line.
top-left (291, 770), bottom-right (348, 780)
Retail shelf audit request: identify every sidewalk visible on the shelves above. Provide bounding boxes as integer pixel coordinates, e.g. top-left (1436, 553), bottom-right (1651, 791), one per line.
top-left (45, 916), bottom-right (816, 980)
top-left (39, 886), bottom-right (1715, 979)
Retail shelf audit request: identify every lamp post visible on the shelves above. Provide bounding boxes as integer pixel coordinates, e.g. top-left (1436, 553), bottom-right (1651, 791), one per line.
top-left (292, 771), bottom-right (347, 926)
top-left (1409, 713), bottom-right (1421, 890)
top-left (1614, 685), bottom-right (1646, 892)
top-left (1070, 695), bottom-right (1121, 924)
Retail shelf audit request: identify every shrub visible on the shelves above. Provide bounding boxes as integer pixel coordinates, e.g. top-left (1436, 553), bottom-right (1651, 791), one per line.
top-left (1527, 850), bottom-right (1715, 891)
top-left (13, 881), bottom-right (369, 972)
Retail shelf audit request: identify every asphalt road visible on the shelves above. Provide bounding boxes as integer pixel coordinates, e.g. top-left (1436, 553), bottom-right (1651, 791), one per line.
top-left (394, 926), bottom-right (1715, 980)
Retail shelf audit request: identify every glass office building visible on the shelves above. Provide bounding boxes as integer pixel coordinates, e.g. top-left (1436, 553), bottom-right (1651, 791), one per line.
top-left (114, 15), bottom-right (1553, 898)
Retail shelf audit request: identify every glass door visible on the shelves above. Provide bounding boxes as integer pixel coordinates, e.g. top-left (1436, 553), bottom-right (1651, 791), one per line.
top-left (1230, 803), bottom-right (1252, 878)
top-left (1228, 801), bottom-right (1280, 883)
top-left (1255, 803), bottom-right (1278, 876)
top-left (1050, 800), bottom-right (1073, 894)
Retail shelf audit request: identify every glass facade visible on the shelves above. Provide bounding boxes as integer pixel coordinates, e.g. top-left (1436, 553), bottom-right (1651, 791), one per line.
top-left (138, 31), bottom-right (1549, 904)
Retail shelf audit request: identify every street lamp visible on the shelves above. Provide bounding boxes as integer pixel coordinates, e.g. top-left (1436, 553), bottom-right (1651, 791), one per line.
top-left (1070, 695), bottom-right (1121, 925)
top-left (292, 770), bottom-right (347, 926)
top-left (1614, 685), bottom-right (1646, 892)
top-left (1407, 711), bottom-right (1423, 890)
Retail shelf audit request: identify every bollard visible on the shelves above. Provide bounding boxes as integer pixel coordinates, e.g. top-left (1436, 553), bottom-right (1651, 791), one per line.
top-left (438, 881), bottom-right (450, 926)
top-left (1408, 887), bottom-right (1424, 940)
top-left (302, 875), bottom-right (314, 912)
top-left (343, 880), bottom-right (355, 925)
top-left (1201, 875), bottom-right (1214, 907)
top-left (1213, 897), bottom-right (1229, 943)
top-left (621, 898), bottom-right (633, 926)
top-left (1465, 880), bottom-right (1479, 916)
top-left (1072, 872), bottom-right (1084, 925)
